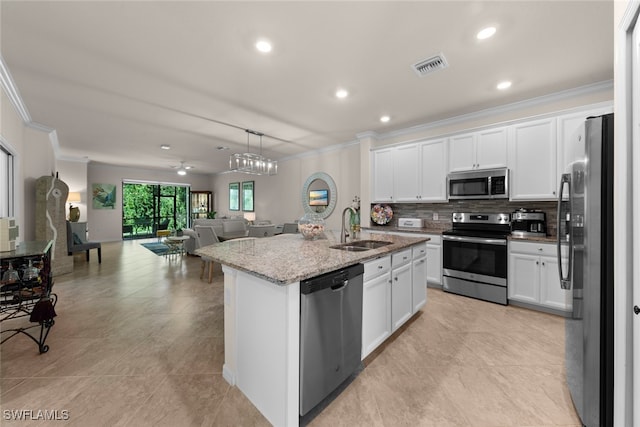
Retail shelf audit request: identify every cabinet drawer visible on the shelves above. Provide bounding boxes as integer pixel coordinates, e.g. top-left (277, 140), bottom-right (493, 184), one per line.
top-left (509, 241), bottom-right (557, 257)
top-left (392, 249), bottom-right (412, 267)
top-left (412, 243), bottom-right (427, 259)
top-left (364, 256), bottom-right (391, 281)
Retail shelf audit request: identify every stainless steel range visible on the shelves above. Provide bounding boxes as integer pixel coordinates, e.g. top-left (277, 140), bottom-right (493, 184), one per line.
top-left (442, 213), bottom-right (510, 305)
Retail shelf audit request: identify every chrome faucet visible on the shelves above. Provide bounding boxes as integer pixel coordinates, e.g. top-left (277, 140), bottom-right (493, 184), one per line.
top-left (341, 207), bottom-right (356, 243)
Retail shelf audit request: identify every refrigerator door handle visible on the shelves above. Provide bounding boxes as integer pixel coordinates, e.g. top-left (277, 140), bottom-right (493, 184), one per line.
top-left (557, 173), bottom-right (572, 290)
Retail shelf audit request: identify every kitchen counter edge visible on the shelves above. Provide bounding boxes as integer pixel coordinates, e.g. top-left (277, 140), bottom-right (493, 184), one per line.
top-left (195, 231), bottom-right (429, 286)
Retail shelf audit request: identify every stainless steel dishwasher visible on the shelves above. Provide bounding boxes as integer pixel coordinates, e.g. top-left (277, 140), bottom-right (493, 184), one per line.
top-left (299, 263), bottom-right (364, 416)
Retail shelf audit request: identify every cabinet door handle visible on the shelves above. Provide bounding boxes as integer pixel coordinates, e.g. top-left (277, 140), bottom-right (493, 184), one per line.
top-left (536, 261), bottom-right (539, 265)
top-left (378, 265), bottom-right (384, 269)
top-left (394, 277), bottom-right (398, 281)
top-left (542, 262), bottom-right (545, 266)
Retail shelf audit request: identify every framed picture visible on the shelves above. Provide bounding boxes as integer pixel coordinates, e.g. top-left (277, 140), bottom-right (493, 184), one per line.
top-left (242, 181), bottom-right (254, 212)
top-left (229, 182), bottom-right (240, 211)
top-left (92, 183), bottom-right (116, 209)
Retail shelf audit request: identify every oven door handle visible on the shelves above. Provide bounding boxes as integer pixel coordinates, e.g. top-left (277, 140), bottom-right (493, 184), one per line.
top-left (442, 235), bottom-right (507, 246)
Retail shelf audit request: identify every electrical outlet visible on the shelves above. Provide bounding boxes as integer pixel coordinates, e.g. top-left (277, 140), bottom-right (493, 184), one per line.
top-left (433, 212), bottom-right (439, 220)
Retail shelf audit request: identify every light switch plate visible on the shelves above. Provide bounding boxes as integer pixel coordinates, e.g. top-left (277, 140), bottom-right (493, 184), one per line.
top-left (433, 212), bottom-right (439, 220)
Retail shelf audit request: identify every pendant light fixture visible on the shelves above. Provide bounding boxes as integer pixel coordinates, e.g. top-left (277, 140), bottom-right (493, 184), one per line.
top-left (229, 129), bottom-right (278, 175)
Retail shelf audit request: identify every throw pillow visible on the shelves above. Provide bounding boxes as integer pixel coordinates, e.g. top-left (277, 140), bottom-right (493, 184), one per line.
top-left (72, 233), bottom-right (83, 245)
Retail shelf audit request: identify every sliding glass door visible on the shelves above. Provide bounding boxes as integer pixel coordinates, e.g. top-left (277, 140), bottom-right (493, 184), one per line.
top-left (122, 182), bottom-right (189, 239)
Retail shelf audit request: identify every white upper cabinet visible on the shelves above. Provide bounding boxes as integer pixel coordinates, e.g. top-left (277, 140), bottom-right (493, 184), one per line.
top-left (556, 105), bottom-right (613, 178)
top-left (476, 127), bottom-right (508, 169)
top-left (448, 133), bottom-right (475, 172)
top-left (372, 148), bottom-right (394, 202)
top-left (508, 117), bottom-right (558, 200)
top-left (372, 138), bottom-right (448, 203)
top-left (449, 127), bottom-right (507, 172)
top-left (393, 143), bottom-right (421, 202)
top-left (419, 138), bottom-right (448, 202)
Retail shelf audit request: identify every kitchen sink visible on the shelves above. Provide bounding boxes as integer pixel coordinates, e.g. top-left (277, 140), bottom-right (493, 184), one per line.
top-left (329, 240), bottom-right (393, 251)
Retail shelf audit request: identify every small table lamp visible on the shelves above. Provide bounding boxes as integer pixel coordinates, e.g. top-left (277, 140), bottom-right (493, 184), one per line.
top-left (67, 192), bottom-right (81, 222)
top-left (244, 212), bottom-right (256, 225)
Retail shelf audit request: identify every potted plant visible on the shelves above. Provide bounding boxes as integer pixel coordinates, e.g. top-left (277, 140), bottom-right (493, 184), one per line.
top-left (206, 211), bottom-right (217, 219)
top-left (176, 228), bottom-right (183, 236)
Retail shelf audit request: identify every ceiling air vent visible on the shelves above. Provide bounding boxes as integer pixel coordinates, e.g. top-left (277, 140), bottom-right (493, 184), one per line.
top-left (412, 53), bottom-right (448, 77)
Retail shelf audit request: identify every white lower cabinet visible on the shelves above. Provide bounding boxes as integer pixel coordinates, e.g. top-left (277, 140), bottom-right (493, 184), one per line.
top-left (412, 249), bottom-right (427, 312)
top-left (391, 250), bottom-right (413, 330)
top-left (362, 244), bottom-right (427, 359)
top-left (362, 267), bottom-right (392, 358)
top-left (508, 241), bottom-right (571, 313)
top-left (425, 234), bottom-right (442, 286)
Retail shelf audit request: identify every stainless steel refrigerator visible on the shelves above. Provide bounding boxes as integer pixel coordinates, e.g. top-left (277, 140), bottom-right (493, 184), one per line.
top-left (557, 113), bottom-right (614, 427)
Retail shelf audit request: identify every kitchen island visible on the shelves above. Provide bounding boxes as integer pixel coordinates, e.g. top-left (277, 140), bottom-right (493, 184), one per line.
top-left (195, 230), bottom-right (429, 427)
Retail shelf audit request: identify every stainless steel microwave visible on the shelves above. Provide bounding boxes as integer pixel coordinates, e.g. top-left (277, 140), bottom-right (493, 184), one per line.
top-left (447, 168), bottom-right (509, 200)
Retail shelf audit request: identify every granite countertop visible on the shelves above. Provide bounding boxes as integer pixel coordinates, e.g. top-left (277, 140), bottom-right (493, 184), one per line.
top-left (364, 226), bottom-right (446, 235)
top-left (366, 225), bottom-right (559, 244)
top-left (195, 230), bottom-right (429, 285)
top-left (508, 234), bottom-right (558, 243)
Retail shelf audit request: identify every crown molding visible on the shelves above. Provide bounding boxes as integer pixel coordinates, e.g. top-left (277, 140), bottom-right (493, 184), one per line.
top-left (0, 54), bottom-right (31, 123)
top-left (372, 80), bottom-right (614, 141)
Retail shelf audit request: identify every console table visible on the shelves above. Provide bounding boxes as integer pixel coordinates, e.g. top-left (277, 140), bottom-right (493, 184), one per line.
top-left (1, 240), bottom-right (57, 353)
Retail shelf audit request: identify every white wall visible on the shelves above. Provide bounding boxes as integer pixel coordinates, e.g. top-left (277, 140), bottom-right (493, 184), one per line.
top-left (1, 89), bottom-right (57, 241)
top-left (22, 127), bottom-right (55, 240)
top-left (87, 163), bottom-right (213, 241)
top-left (57, 159), bottom-right (88, 222)
top-left (0, 90), bottom-right (25, 237)
top-left (613, 1), bottom-right (637, 425)
top-left (211, 143), bottom-right (361, 232)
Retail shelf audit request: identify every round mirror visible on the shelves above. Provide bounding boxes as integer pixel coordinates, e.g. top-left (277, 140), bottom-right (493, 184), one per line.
top-left (301, 172), bottom-right (337, 219)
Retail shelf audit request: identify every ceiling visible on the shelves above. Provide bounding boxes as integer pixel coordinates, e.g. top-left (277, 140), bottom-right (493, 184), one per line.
top-left (1, 1), bottom-right (613, 175)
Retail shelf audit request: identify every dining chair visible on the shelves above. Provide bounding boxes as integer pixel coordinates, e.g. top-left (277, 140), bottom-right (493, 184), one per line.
top-left (281, 223), bottom-right (299, 234)
top-left (248, 224), bottom-right (276, 238)
top-left (194, 225), bottom-right (219, 283)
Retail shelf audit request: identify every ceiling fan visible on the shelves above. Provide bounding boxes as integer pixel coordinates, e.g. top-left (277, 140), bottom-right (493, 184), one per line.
top-left (171, 161), bottom-right (194, 176)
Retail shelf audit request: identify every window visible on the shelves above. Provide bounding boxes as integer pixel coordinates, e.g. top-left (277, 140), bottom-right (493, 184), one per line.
top-left (229, 182), bottom-right (240, 211)
top-left (0, 141), bottom-right (14, 217)
top-left (241, 181), bottom-right (254, 212)
top-left (122, 181), bottom-right (189, 239)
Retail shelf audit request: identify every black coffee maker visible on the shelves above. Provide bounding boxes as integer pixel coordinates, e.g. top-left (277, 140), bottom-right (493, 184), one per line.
top-left (511, 208), bottom-right (546, 237)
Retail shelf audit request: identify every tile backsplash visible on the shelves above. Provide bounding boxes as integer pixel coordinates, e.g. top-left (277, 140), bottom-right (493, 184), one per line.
top-left (369, 200), bottom-right (558, 236)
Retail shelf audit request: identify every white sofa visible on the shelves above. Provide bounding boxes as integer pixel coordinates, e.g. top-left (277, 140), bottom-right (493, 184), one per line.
top-left (183, 218), bottom-right (248, 254)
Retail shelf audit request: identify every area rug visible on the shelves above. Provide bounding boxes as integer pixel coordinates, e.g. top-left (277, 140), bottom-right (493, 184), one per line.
top-left (140, 241), bottom-right (169, 256)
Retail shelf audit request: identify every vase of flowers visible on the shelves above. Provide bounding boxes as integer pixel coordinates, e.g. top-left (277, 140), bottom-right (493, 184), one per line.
top-left (350, 195), bottom-right (361, 237)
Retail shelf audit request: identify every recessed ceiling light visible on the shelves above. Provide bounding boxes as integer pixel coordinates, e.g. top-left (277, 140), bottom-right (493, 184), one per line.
top-left (477, 26), bottom-right (497, 40)
top-left (255, 39), bottom-right (272, 53)
top-left (160, 144), bottom-right (171, 150)
top-left (497, 80), bottom-right (512, 90)
top-left (335, 88), bottom-right (349, 99)
top-left (380, 115), bottom-right (390, 123)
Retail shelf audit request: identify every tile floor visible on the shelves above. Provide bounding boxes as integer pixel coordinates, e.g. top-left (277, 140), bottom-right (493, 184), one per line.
top-left (1, 239), bottom-right (581, 426)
